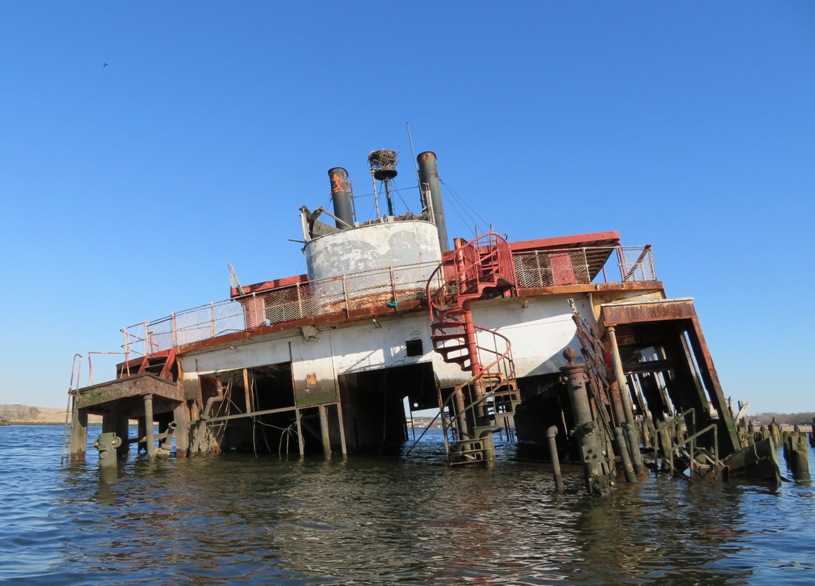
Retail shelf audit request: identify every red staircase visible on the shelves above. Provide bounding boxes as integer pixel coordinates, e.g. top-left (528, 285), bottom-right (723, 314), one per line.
top-left (426, 232), bottom-right (520, 464)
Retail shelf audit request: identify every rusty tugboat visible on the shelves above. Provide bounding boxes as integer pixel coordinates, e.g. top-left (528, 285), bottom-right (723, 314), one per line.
top-left (66, 148), bottom-right (782, 493)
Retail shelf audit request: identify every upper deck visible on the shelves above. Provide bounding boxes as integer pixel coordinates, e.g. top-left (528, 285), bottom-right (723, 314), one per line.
top-left (120, 231), bottom-right (659, 359)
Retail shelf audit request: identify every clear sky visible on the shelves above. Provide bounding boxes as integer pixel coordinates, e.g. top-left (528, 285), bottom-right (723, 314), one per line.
top-left (1, 2), bottom-right (813, 414)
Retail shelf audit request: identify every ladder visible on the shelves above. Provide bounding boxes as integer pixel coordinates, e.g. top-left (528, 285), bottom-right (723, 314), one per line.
top-left (426, 232), bottom-right (519, 464)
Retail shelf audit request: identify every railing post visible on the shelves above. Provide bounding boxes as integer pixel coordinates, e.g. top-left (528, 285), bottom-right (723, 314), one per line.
top-left (143, 321), bottom-right (150, 355)
top-left (171, 312), bottom-right (177, 348)
top-left (210, 303), bottom-right (216, 338)
top-left (342, 275), bottom-right (350, 318)
top-left (581, 248), bottom-right (589, 284)
top-left (120, 329), bottom-right (131, 376)
top-left (617, 246), bottom-right (627, 282)
top-left (296, 282), bottom-right (303, 318)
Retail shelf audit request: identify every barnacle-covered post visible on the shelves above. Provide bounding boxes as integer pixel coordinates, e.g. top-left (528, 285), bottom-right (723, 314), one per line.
top-left (561, 348), bottom-right (612, 496)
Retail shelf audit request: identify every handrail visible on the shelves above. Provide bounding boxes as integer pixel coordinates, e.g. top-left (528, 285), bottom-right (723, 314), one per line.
top-left (676, 423), bottom-right (720, 479)
top-left (655, 408), bottom-right (721, 479)
top-left (61, 353), bottom-right (82, 464)
top-left (115, 242), bottom-right (655, 360)
top-left (425, 231), bottom-right (517, 321)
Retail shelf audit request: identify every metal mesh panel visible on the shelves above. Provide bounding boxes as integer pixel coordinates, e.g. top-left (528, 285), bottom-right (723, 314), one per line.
top-left (260, 285), bottom-right (305, 325)
top-left (512, 246), bottom-right (656, 287)
top-left (512, 249), bottom-right (591, 287)
top-left (618, 246), bottom-right (657, 282)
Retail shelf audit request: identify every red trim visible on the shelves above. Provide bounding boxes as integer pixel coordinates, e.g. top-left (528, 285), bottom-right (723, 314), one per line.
top-left (509, 231), bottom-right (620, 253)
top-left (230, 273), bottom-right (309, 298)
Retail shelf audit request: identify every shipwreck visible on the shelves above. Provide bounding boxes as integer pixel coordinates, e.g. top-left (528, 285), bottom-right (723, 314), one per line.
top-left (66, 148), bottom-right (780, 493)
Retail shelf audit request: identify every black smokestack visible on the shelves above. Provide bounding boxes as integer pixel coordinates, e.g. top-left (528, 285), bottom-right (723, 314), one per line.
top-left (417, 151), bottom-right (449, 252)
top-left (328, 167), bottom-right (354, 229)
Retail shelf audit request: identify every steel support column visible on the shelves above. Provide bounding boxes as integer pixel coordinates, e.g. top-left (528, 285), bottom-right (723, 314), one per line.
top-left (561, 348), bottom-right (611, 496)
top-left (606, 326), bottom-right (645, 475)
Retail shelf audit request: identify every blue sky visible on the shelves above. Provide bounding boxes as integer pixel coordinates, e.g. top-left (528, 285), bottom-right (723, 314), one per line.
top-left (1, 2), bottom-right (812, 413)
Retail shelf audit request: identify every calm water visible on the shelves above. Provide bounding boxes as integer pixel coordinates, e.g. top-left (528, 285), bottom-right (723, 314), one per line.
top-left (1, 426), bottom-right (814, 585)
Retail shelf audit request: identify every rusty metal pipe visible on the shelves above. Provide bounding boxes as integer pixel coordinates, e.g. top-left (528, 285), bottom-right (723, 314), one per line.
top-left (204, 375), bottom-right (225, 418)
top-left (546, 426), bottom-right (564, 493)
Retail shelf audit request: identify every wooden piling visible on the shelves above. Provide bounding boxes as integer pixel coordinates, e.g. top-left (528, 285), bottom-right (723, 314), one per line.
top-left (68, 408), bottom-right (88, 462)
top-left (318, 404), bottom-right (331, 460)
top-left (144, 394), bottom-right (156, 459)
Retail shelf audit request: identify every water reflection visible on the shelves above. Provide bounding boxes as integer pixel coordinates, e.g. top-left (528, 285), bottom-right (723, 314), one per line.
top-left (1, 426), bottom-right (814, 584)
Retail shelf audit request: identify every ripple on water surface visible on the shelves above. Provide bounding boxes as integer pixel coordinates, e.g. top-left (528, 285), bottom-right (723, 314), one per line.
top-left (1, 426), bottom-right (814, 584)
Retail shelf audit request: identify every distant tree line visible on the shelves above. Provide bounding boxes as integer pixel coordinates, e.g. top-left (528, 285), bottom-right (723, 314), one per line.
top-left (752, 412), bottom-right (815, 426)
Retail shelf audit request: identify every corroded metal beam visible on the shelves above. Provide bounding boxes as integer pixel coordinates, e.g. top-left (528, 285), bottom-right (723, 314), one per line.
top-left (76, 373), bottom-right (183, 410)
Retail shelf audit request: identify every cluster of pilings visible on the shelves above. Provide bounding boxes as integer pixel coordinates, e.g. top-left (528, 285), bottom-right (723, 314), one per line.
top-left (733, 415), bottom-right (811, 480)
top-left (781, 425), bottom-right (811, 480)
top-left (548, 348), bottom-right (645, 496)
top-left (544, 341), bottom-right (800, 495)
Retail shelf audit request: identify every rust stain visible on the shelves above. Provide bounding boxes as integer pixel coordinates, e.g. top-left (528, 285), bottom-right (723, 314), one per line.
top-left (330, 172), bottom-right (343, 194)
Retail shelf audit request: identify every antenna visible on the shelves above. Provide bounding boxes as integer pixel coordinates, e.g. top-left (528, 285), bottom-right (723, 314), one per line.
top-left (406, 122), bottom-right (423, 209)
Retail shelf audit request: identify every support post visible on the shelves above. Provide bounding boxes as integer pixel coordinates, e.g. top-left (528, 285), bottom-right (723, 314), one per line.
top-left (785, 431), bottom-right (811, 480)
top-left (144, 394), bottom-right (156, 459)
top-left (138, 418), bottom-right (147, 454)
top-left (615, 427), bottom-right (637, 484)
top-left (243, 368), bottom-right (252, 414)
top-left (546, 426), bottom-right (564, 493)
top-left (94, 432), bottom-right (121, 484)
top-left (608, 380), bottom-right (627, 429)
top-left (561, 348), bottom-right (612, 496)
top-left (607, 326), bottom-right (645, 475)
top-left (173, 403), bottom-right (190, 458)
top-left (295, 408), bottom-right (305, 457)
top-left (69, 408), bottom-right (88, 462)
top-left (454, 388), bottom-right (469, 439)
top-left (335, 403), bottom-right (348, 460)
top-left (318, 404), bottom-right (331, 460)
